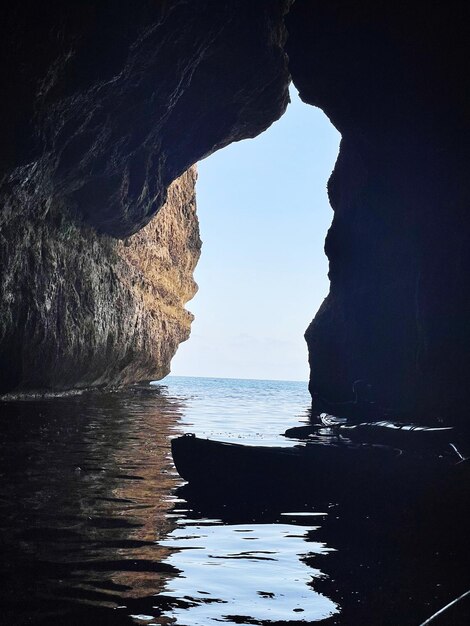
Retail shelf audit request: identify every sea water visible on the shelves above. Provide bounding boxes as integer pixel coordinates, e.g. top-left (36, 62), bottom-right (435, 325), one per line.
top-left (0, 376), bottom-right (466, 625)
top-left (155, 375), bottom-right (313, 445)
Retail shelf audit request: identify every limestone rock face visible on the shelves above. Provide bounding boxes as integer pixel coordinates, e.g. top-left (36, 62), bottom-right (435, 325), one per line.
top-left (0, 0), bottom-right (291, 237)
top-left (0, 1), bottom-right (290, 392)
top-left (0, 167), bottom-right (200, 394)
top-left (287, 0), bottom-right (470, 426)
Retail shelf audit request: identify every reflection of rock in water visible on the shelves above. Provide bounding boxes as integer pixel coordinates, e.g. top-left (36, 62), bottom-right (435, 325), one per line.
top-left (0, 386), bottom-right (185, 623)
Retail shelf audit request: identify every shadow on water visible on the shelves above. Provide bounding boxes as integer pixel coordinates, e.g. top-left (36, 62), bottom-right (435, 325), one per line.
top-left (176, 466), bottom-right (469, 626)
top-left (0, 379), bottom-right (468, 625)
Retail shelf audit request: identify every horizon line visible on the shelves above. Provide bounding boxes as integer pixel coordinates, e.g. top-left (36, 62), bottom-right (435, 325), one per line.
top-left (154, 374), bottom-right (309, 385)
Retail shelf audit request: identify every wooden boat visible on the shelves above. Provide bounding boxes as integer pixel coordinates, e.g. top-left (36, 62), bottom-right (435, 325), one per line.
top-left (171, 433), bottom-right (464, 496)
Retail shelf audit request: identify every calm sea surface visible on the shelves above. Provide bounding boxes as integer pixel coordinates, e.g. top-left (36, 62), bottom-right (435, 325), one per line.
top-left (0, 376), bottom-right (467, 625)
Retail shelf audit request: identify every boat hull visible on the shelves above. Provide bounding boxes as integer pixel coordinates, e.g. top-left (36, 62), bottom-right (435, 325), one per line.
top-left (170, 434), bottom-right (458, 498)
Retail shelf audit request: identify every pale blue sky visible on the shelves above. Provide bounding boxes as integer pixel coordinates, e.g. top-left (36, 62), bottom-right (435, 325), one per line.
top-left (170, 88), bottom-right (340, 382)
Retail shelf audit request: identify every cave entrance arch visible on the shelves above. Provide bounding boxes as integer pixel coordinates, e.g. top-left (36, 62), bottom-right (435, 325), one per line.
top-left (170, 88), bottom-right (341, 382)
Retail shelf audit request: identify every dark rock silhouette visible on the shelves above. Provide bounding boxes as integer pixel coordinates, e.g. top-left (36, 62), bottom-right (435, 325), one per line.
top-left (287, 0), bottom-right (470, 429)
top-left (311, 379), bottom-right (382, 422)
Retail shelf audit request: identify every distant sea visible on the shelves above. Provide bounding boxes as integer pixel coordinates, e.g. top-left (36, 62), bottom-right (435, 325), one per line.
top-left (155, 375), bottom-right (312, 445)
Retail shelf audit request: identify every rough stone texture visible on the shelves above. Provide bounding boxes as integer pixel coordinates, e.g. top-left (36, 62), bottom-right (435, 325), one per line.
top-left (0, 0), bottom-right (291, 392)
top-left (0, 167), bottom-right (200, 394)
top-left (0, 0), bottom-right (291, 236)
top-left (287, 0), bottom-right (470, 426)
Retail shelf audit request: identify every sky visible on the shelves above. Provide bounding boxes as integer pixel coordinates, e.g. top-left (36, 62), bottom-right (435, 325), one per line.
top-left (170, 88), bottom-right (341, 382)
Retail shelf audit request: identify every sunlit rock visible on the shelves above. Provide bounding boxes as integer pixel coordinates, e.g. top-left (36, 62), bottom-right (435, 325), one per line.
top-left (0, 167), bottom-right (200, 393)
top-left (0, 0), bottom-right (291, 392)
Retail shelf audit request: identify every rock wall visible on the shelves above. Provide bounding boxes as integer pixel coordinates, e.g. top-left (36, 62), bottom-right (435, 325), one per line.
top-left (1, 0), bottom-right (291, 237)
top-left (0, 0), bottom-right (291, 392)
top-left (287, 0), bottom-right (470, 426)
top-left (0, 167), bottom-right (200, 394)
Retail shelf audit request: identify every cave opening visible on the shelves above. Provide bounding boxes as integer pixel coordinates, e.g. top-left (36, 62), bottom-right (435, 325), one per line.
top-left (170, 87), bottom-right (341, 382)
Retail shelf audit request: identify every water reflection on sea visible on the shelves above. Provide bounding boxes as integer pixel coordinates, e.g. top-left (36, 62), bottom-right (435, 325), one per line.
top-left (0, 385), bottom-right (184, 624)
top-left (0, 377), bottom-right (340, 625)
top-left (160, 511), bottom-right (336, 625)
top-left (0, 376), bottom-right (468, 625)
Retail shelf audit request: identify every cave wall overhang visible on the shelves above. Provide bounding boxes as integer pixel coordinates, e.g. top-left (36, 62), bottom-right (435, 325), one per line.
top-left (0, 0), bottom-right (292, 237)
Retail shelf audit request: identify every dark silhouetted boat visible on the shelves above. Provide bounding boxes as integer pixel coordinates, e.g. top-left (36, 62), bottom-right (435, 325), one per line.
top-left (285, 413), bottom-right (456, 448)
top-left (171, 432), bottom-right (466, 497)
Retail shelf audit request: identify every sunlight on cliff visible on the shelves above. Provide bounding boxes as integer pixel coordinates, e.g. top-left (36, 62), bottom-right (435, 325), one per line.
top-left (171, 87), bottom-right (340, 382)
